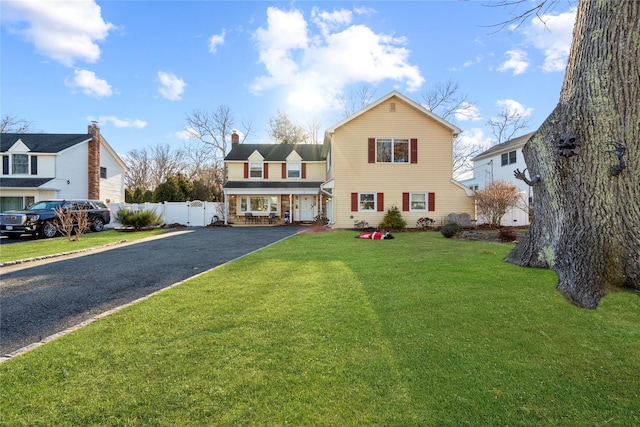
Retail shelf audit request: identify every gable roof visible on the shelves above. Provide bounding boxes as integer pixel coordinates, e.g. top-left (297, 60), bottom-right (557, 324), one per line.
top-left (473, 132), bottom-right (535, 161)
top-left (324, 90), bottom-right (462, 137)
top-left (225, 143), bottom-right (326, 162)
top-left (0, 133), bottom-right (92, 153)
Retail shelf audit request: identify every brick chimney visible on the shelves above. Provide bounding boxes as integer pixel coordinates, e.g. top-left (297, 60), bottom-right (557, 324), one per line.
top-left (87, 123), bottom-right (101, 200)
top-left (231, 129), bottom-right (239, 147)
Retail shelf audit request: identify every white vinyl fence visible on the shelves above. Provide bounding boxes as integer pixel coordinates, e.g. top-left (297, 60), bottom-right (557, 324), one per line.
top-left (106, 201), bottom-right (224, 228)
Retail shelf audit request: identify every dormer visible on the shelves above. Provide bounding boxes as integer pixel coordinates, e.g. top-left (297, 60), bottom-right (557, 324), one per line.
top-left (3, 139), bottom-right (37, 176)
top-left (285, 151), bottom-right (303, 179)
top-left (8, 139), bottom-right (30, 153)
top-left (246, 150), bottom-right (265, 179)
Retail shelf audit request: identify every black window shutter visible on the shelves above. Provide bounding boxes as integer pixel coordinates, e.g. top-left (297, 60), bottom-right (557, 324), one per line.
top-left (31, 156), bottom-right (38, 175)
top-left (2, 156), bottom-right (8, 175)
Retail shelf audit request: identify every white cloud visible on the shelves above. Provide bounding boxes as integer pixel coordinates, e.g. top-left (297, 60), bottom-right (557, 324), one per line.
top-left (498, 50), bottom-right (529, 75)
top-left (523, 8), bottom-right (576, 72)
top-left (458, 127), bottom-right (492, 152)
top-left (311, 7), bottom-right (352, 36)
top-left (89, 115), bottom-right (147, 128)
top-left (175, 128), bottom-right (194, 140)
top-left (463, 55), bottom-right (484, 68)
top-left (455, 102), bottom-right (482, 122)
top-left (1, 0), bottom-right (115, 66)
top-left (68, 69), bottom-right (112, 97)
top-left (157, 71), bottom-right (186, 101)
top-left (250, 6), bottom-right (424, 111)
top-left (209, 29), bottom-right (226, 54)
top-left (496, 99), bottom-right (533, 118)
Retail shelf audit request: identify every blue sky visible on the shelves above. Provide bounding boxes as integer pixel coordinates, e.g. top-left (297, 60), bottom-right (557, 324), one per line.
top-left (1, 0), bottom-right (576, 156)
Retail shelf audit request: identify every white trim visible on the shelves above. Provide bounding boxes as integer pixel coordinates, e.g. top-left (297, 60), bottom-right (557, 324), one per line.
top-left (409, 192), bottom-right (428, 212)
top-left (325, 90), bottom-right (461, 136)
top-left (358, 192), bottom-right (376, 212)
top-left (451, 179), bottom-right (475, 196)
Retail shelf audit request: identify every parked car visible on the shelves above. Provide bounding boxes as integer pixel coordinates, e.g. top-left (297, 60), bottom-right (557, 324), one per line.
top-left (0, 200), bottom-right (111, 238)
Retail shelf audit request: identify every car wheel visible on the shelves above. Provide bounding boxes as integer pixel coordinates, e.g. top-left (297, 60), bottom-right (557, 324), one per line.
top-left (91, 217), bottom-right (105, 232)
top-left (40, 221), bottom-right (58, 238)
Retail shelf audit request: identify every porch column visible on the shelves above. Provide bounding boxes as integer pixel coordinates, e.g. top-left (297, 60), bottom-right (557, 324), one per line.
top-left (223, 190), bottom-right (229, 225)
top-left (289, 194), bottom-right (293, 222)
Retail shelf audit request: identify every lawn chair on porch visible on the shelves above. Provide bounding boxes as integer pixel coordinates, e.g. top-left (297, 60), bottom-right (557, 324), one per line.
top-left (268, 213), bottom-right (277, 224)
top-left (244, 212), bottom-right (253, 224)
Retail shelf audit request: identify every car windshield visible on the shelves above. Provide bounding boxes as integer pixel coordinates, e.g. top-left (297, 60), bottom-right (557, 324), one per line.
top-left (28, 201), bottom-right (64, 211)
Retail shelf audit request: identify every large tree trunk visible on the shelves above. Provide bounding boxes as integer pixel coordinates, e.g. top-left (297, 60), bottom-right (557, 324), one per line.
top-left (506, 0), bottom-right (640, 308)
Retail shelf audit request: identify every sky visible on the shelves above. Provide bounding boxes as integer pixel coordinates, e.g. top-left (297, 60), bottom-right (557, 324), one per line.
top-left (1, 0), bottom-right (577, 158)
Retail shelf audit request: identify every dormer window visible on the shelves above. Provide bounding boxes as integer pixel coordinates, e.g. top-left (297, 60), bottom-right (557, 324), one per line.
top-left (287, 162), bottom-right (301, 179)
top-left (249, 161), bottom-right (263, 178)
top-left (12, 154), bottom-right (29, 174)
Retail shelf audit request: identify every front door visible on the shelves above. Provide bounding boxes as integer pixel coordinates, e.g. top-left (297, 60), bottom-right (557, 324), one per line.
top-left (298, 195), bottom-right (315, 222)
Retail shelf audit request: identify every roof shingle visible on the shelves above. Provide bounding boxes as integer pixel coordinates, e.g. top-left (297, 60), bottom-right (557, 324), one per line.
top-left (0, 133), bottom-right (92, 153)
top-left (225, 144), bottom-right (326, 161)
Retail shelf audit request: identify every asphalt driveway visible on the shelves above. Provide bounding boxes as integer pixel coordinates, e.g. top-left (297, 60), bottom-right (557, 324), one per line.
top-left (0, 226), bottom-right (299, 357)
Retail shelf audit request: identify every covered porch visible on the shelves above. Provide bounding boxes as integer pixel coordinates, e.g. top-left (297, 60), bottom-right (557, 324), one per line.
top-left (224, 181), bottom-right (328, 225)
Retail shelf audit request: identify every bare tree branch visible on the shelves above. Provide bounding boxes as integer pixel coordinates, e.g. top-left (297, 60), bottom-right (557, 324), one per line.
top-left (184, 106), bottom-right (252, 164)
top-left (487, 108), bottom-right (532, 144)
top-left (421, 80), bottom-right (483, 178)
top-left (337, 85), bottom-right (377, 118)
top-left (123, 148), bottom-right (151, 191)
top-left (1, 115), bottom-right (34, 133)
top-left (421, 79), bottom-right (474, 122)
top-left (482, 0), bottom-right (566, 33)
top-left (304, 116), bottom-right (324, 144)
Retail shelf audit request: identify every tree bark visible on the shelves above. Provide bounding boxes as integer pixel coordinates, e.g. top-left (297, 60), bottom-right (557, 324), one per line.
top-left (506, 0), bottom-right (640, 308)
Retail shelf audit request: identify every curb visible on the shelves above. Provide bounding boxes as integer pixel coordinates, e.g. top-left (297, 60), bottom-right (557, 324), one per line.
top-left (0, 240), bottom-right (129, 268)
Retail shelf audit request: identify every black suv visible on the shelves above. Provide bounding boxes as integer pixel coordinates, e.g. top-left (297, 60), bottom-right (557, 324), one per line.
top-left (0, 199), bottom-right (111, 238)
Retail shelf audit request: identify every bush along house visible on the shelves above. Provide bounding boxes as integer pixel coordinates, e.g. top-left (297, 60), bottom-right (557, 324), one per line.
top-left (0, 123), bottom-right (126, 212)
top-left (223, 90), bottom-right (474, 228)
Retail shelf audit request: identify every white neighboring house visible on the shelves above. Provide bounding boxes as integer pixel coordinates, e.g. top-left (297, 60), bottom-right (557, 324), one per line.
top-left (459, 132), bottom-right (534, 226)
top-left (0, 124), bottom-right (126, 212)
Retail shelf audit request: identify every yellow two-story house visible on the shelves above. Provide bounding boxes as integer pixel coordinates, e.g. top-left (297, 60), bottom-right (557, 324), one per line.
top-left (224, 90), bottom-right (474, 228)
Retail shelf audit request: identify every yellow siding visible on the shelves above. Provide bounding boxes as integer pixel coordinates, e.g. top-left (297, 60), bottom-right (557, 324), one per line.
top-left (226, 161), bottom-right (326, 182)
top-left (330, 95), bottom-right (474, 228)
top-left (226, 162), bottom-right (245, 181)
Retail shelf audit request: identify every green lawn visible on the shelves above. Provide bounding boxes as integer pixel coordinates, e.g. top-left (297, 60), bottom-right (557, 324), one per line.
top-left (1, 231), bottom-right (638, 426)
top-left (0, 229), bottom-right (167, 264)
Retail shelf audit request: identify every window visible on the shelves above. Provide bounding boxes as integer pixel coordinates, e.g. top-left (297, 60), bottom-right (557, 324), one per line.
top-left (249, 162), bottom-right (263, 178)
top-left (376, 138), bottom-right (409, 163)
top-left (410, 193), bottom-right (427, 211)
top-left (240, 196), bottom-right (278, 213)
top-left (501, 150), bottom-right (517, 166)
top-left (359, 193), bottom-right (376, 211)
top-left (12, 154), bottom-right (28, 174)
top-left (403, 192), bottom-right (435, 212)
top-left (287, 162), bottom-right (300, 179)
top-left (100, 167), bottom-right (107, 179)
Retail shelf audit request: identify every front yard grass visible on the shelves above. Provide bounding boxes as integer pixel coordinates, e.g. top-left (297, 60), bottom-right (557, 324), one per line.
top-left (0, 229), bottom-right (167, 264)
top-left (1, 231), bottom-right (638, 425)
